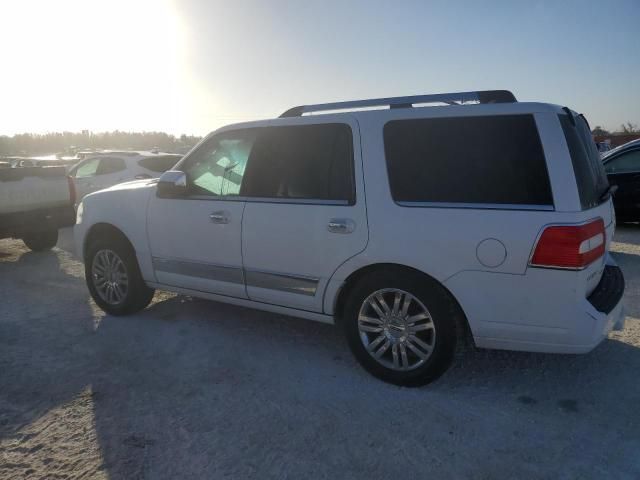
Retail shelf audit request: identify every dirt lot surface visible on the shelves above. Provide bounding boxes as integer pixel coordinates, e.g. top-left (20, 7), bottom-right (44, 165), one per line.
top-left (1, 227), bottom-right (640, 479)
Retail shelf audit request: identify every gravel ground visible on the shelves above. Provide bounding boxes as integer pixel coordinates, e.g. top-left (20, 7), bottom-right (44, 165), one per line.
top-left (1, 226), bottom-right (639, 480)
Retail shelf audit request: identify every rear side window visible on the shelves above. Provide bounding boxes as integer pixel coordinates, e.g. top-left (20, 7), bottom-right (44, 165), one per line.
top-left (240, 123), bottom-right (354, 203)
top-left (384, 115), bottom-right (553, 206)
top-left (138, 155), bottom-right (181, 173)
top-left (559, 114), bottom-right (609, 210)
top-left (97, 157), bottom-right (126, 175)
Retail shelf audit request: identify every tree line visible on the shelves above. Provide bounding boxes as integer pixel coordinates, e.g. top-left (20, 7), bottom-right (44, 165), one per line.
top-left (592, 122), bottom-right (639, 136)
top-left (2, 124), bottom-right (637, 157)
top-left (0, 131), bottom-right (203, 156)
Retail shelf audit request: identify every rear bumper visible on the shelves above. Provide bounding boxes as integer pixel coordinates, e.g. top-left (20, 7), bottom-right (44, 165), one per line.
top-left (446, 260), bottom-right (626, 354)
top-left (587, 265), bottom-right (625, 315)
top-left (578, 265), bottom-right (626, 350)
top-left (0, 205), bottom-right (75, 239)
top-left (473, 298), bottom-right (624, 354)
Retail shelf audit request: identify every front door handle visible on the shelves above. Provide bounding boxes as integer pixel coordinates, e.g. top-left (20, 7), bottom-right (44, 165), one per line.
top-left (210, 211), bottom-right (230, 224)
top-left (328, 218), bottom-right (355, 234)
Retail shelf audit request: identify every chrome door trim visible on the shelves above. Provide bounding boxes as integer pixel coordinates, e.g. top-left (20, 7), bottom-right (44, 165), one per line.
top-left (145, 281), bottom-right (334, 325)
top-left (245, 269), bottom-right (319, 296)
top-left (396, 201), bottom-right (554, 211)
top-left (152, 257), bottom-right (319, 296)
top-left (152, 257), bottom-right (244, 284)
top-left (176, 195), bottom-right (352, 206)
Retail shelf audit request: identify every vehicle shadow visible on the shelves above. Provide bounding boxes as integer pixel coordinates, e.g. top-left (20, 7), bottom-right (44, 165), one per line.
top-left (0, 247), bottom-right (96, 451)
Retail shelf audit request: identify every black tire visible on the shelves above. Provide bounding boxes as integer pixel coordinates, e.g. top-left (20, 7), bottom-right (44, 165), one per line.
top-left (342, 268), bottom-right (462, 387)
top-left (22, 229), bottom-right (58, 251)
top-left (85, 235), bottom-right (155, 315)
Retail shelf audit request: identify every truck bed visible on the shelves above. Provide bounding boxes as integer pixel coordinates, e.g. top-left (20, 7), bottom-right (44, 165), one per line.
top-left (0, 167), bottom-right (72, 215)
top-left (0, 166), bottom-right (75, 239)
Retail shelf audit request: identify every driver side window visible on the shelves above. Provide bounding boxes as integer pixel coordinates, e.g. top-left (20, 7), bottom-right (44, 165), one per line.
top-left (605, 150), bottom-right (640, 174)
top-left (181, 129), bottom-right (258, 197)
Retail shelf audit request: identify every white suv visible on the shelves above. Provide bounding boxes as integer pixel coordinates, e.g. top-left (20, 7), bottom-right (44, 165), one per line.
top-left (75, 90), bottom-right (625, 386)
top-left (69, 151), bottom-right (182, 200)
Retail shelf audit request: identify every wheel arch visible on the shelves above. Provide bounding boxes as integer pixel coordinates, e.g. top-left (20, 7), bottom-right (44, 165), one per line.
top-left (330, 262), bottom-right (474, 342)
top-left (83, 222), bottom-right (134, 262)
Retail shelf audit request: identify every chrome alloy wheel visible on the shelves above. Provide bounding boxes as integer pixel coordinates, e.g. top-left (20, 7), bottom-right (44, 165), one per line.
top-left (358, 288), bottom-right (436, 371)
top-left (91, 249), bottom-right (129, 305)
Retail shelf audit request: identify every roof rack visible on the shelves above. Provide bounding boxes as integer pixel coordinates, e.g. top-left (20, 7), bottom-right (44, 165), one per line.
top-left (279, 90), bottom-right (516, 118)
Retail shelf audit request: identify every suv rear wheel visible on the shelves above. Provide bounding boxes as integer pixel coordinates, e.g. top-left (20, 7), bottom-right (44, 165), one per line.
top-left (342, 269), bottom-right (461, 387)
top-left (85, 236), bottom-right (154, 315)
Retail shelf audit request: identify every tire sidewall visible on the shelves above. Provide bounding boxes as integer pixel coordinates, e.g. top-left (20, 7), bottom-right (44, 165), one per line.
top-left (343, 269), bottom-right (458, 387)
top-left (85, 238), bottom-right (150, 315)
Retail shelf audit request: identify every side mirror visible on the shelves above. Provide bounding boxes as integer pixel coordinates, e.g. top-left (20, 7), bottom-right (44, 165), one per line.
top-left (157, 170), bottom-right (188, 198)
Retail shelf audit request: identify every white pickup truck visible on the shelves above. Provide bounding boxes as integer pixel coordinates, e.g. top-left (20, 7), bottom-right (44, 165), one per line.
top-left (0, 166), bottom-right (76, 250)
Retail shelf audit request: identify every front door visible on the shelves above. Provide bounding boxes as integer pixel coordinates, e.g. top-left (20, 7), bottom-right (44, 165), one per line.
top-left (604, 148), bottom-right (640, 220)
top-left (239, 118), bottom-right (368, 312)
top-left (147, 129), bottom-right (255, 298)
top-left (71, 156), bottom-right (128, 200)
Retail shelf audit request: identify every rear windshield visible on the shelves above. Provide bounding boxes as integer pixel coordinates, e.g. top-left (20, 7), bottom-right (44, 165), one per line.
top-left (383, 114), bottom-right (553, 206)
top-left (558, 113), bottom-right (609, 210)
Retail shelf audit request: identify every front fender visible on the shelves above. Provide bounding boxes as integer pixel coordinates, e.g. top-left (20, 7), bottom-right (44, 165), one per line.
top-left (74, 183), bottom-right (156, 281)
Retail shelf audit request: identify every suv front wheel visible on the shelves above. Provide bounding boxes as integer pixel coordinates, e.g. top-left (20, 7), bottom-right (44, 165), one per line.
top-left (85, 236), bottom-right (155, 315)
top-left (342, 269), bottom-right (461, 387)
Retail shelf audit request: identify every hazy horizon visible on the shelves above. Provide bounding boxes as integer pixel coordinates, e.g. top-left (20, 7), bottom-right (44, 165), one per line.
top-left (1, 0), bottom-right (638, 137)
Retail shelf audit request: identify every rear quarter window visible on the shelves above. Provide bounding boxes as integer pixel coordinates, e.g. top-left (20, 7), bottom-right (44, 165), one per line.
top-left (383, 114), bottom-right (553, 206)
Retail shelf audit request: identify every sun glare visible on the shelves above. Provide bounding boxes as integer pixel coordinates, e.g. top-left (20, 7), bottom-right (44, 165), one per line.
top-left (0, 0), bottom-right (193, 134)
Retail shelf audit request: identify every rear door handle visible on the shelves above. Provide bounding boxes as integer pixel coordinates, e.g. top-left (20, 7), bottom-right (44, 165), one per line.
top-left (328, 218), bottom-right (355, 234)
top-left (210, 211), bottom-right (230, 224)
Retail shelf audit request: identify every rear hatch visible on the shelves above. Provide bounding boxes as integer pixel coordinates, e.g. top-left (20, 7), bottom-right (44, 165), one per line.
top-left (558, 109), bottom-right (614, 294)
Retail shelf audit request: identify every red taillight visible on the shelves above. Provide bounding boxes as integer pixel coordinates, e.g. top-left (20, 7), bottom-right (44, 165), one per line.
top-left (530, 218), bottom-right (605, 270)
top-left (67, 175), bottom-right (76, 206)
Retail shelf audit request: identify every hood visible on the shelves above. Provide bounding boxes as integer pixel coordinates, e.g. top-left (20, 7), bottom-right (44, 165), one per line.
top-left (104, 178), bottom-right (158, 191)
top-left (82, 179), bottom-right (157, 203)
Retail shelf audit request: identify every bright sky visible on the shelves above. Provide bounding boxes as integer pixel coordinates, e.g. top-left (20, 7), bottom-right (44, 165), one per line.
top-left (1, 0), bottom-right (638, 136)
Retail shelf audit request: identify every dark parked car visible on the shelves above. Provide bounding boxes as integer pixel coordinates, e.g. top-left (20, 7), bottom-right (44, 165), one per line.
top-left (603, 139), bottom-right (640, 221)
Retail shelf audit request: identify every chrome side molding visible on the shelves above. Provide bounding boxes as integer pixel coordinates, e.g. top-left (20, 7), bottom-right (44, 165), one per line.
top-left (245, 270), bottom-right (318, 296)
top-left (152, 257), bottom-right (319, 296)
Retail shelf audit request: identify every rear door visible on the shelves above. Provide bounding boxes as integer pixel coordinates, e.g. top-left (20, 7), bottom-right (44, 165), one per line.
top-left (93, 156), bottom-right (128, 190)
top-left (604, 148), bottom-right (640, 220)
top-left (240, 118), bottom-right (368, 312)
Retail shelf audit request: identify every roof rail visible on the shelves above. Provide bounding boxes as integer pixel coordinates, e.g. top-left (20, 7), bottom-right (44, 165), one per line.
top-left (279, 90), bottom-right (516, 118)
